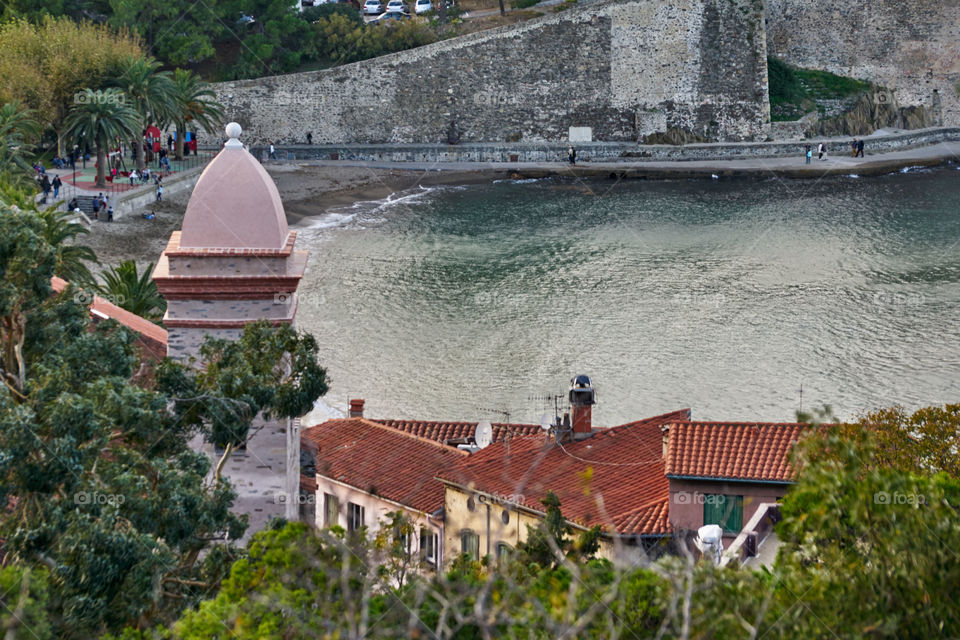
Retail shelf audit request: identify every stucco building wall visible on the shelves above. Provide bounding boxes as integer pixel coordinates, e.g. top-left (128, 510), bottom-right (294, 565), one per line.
top-left (668, 477), bottom-right (790, 540)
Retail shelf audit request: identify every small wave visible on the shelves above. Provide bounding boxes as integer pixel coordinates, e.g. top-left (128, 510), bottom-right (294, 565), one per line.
top-left (899, 165), bottom-right (928, 174)
top-left (299, 185), bottom-right (443, 230)
top-left (846, 174), bottom-right (860, 179)
top-left (493, 177), bottom-right (544, 184)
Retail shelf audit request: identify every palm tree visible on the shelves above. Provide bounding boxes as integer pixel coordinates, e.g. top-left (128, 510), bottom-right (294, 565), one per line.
top-left (96, 260), bottom-right (166, 322)
top-left (171, 69), bottom-right (224, 161)
top-left (109, 57), bottom-right (176, 172)
top-left (0, 102), bottom-right (41, 188)
top-left (63, 88), bottom-right (140, 188)
top-left (38, 209), bottom-right (99, 287)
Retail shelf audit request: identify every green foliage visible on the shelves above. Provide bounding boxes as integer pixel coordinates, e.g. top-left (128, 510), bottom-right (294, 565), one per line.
top-left (108, 0), bottom-right (219, 67)
top-left (96, 259), bottom-right (166, 321)
top-left (768, 55), bottom-right (873, 122)
top-left (311, 13), bottom-right (438, 66)
top-left (0, 17), bottom-right (143, 147)
top-left (0, 101), bottom-right (41, 185)
top-left (170, 69), bottom-right (223, 159)
top-left (156, 320), bottom-right (328, 481)
top-left (300, 3), bottom-right (363, 24)
top-left (108, 57), bottom-right (175, 170)
top-left (37, 207), bottom-right (99, 286)
top-left (0, 203), bottom-right (247, 637)
top-left (0, 566), bottom-right (52, 639)
top-left (509, 0), bottom-right (539, 9)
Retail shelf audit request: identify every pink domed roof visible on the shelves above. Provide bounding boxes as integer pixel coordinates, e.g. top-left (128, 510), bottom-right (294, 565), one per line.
top-left (180, 129), bottom-right (288, 250)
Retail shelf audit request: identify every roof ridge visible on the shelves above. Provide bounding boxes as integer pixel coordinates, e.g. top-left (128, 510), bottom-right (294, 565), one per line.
top-left (359, 418), bottom-right (470, 455)
top-left (375, 418), bottom-right (540, 428)
top-left (680, 421), bottom-right (809, 427)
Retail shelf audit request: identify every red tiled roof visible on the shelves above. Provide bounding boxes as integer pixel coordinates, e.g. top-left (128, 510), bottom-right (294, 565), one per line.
top-left (665, 422), bottom-right (809, 482)
top-left (51, 276), bottom-right (167, 360)
top-left (301, 418), bottom-right (468, 514)
top-left (374, 419), bottom-right (542, 445)
top-left (435, 409), bottom-right (691, 536)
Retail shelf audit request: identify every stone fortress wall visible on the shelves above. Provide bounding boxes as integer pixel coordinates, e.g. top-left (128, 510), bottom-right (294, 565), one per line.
top-left (214, 0), bottom-right (770, 145)
top-left (765, 0), bottom-right (960, 129)
top-left (211, 0), bottom-right (959, 146)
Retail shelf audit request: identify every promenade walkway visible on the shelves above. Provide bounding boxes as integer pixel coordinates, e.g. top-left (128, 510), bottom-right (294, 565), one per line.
top-left (283, 140), bottom-right (960, 180)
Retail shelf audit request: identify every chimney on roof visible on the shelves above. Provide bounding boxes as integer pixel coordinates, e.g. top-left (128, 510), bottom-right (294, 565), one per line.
top-left (569, 374), bottom-right (596, 440)
top-left (661, 425), bottom-right (669, 458)
top-left (348, 398), bottom-right (365, 418)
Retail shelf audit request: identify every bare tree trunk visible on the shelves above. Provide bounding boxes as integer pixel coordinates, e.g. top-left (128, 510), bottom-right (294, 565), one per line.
top-left (214, 442), bottom-right (234, 484)
top-left (175, 124), bottom-right (185, 161)
top-left (498, 0), bottom-right (505, 15)
top-left (95, 143), bottom-right (107, 188)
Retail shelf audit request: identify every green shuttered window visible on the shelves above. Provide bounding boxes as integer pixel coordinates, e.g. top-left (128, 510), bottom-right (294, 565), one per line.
top-left (703, 494), bottom-right (743, 534)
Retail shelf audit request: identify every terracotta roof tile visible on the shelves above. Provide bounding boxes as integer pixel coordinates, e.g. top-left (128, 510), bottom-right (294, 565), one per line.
top-left (301, 418), bottom-right (468, 514)
top-left (435, 409), bottom-right (691, 536)
top-left (665, 422), bottom-right (809, 482)
top-left (374, 419), bottom-right (542, 445)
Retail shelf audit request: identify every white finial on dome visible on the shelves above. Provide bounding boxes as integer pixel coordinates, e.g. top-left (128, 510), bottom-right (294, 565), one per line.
top-left (224, 122), bottom-right (243, 149)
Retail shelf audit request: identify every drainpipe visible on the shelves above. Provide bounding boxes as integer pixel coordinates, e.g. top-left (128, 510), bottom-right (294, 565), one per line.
top-left (486, 502), bottom-right (491, 557)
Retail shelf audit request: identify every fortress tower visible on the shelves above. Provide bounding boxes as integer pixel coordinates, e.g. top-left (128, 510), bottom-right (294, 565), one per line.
top-left (152, 123), bottom-right (309, 521)
top-left (152, 122), bottom-right (308, 361)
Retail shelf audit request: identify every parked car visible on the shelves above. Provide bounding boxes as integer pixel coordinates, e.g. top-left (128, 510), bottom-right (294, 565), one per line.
top-left (363, 0), bottom-right (383, 14)
top-left (414, 0), bottom-right (432, 13)
top-left (374, 9), bottom-right (410, 20)
top-left (385, 0), bottom-right (407, 12)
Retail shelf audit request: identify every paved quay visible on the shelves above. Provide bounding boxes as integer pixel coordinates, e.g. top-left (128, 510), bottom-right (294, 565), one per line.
top-left (274, 140), bottom-right (960, 180)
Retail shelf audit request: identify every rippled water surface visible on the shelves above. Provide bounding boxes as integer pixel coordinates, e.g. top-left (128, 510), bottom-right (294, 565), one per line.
top-left (293, 169), bottom-right (960, 424)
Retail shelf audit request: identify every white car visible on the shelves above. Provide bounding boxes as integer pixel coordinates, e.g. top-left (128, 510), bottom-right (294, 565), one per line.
top-left (363, 0), bottom-right (383, 14)
top-left (385, 0), bottom-right (407, 12)
top-left (414, 0), bottom-right (432, 13)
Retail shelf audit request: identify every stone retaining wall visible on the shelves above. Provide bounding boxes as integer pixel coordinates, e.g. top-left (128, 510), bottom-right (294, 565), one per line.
top-left (214, 0), bottom-right (769, 146)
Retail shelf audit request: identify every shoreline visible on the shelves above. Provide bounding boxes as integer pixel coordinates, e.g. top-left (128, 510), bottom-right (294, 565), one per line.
top-left (78, 141), bottom-right (959, 271)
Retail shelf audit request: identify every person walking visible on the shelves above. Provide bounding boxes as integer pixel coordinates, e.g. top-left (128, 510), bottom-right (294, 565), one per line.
top-left (817, 142), bottom-right (825, 161)
top-left (40, 174), bottom-right (51, 203)
top-left (269, 143), bottom-right (277, 161)
top-left (568, 146), bottom-right (576, 165)
top-left (851, 139), bottom-right (858, 157)
top-left (306, 132), bottom-right (313, 145)
top-left (129, 169), bottom-right (138, 186)
top-left (52, 175), bottom-right (62, 199)
top-left (805, 144), bottom-right (812, 164)
top-left (156, 183), bottom-right (163, 202)
top-left (92, 193), bottom-right (102, 217)
top-left (106, 204), bottom-right (114, 222)
top-left (856, 139), bottom-right (864, 158)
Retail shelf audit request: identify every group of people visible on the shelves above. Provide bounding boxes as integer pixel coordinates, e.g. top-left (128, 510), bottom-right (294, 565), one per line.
top-left (804, 138), bottom-right (865, 163)
top-left (36, 173), bottom-right (63, 203)
top-left (128, 167), bottom-right (155, 186)
top-left (91, 193), bottom-right (114, 222)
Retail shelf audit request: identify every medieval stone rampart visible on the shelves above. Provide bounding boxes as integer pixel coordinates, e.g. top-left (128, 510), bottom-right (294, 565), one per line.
top-left (214, 0), bottom-right (769, 145)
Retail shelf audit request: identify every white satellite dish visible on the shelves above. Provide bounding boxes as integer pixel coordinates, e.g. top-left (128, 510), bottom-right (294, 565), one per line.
top-left (540, 413), bottom-right (552, 431)
top-left (475, 420), bottom-right (493, 449)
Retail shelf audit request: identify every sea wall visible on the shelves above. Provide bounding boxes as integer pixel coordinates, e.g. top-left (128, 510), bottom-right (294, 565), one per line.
top-left (214, 0), bottom-right (770, 145)
top-left (766, 0), bottom-right (960, 128)
top-left (245, 125), bottom-right (960, 163)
